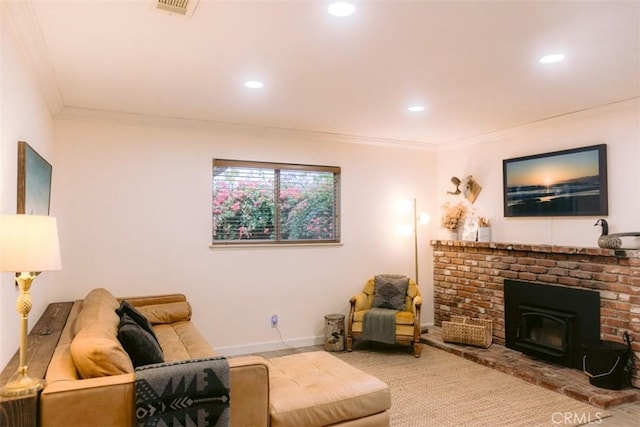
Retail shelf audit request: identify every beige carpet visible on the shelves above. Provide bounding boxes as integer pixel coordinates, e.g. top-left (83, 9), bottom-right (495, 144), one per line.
top-left (334, 344), bottom-right (609, 427)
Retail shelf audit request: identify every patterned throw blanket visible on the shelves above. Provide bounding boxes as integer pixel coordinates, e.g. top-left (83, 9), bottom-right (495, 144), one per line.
top-left (135, 357), bottom-right (230, 427)
top-left (362, 307), bottom-right (398, 345)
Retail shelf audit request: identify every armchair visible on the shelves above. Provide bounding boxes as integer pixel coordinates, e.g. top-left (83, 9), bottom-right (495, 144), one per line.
top-left (347, 275), bottom-right (423, 357)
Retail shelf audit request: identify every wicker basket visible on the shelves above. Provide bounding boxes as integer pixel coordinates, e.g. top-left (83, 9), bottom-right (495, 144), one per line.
top-left (442, 315), bottom-right (493, 348)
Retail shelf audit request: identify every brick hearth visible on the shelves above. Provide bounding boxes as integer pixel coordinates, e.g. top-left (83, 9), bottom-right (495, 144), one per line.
top-left (421, 327), bottom-right (640, 408)
top-left (431, 240), bottom-right (640, 391)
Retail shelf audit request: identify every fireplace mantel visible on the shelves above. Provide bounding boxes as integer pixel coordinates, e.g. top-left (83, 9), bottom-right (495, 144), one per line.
top-left (430, 239), bottom-right (640, 259)
top-left (430, 239), bottom-right (640, 387)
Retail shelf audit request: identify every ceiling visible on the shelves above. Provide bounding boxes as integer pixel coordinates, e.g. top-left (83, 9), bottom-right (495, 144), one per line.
top-left (4, 0), bottom-right (640, 147)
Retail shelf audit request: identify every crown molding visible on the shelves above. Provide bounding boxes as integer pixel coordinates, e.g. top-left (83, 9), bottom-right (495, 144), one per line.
top-left (55, 105), bottom-right (439, 151)
top-left (2, 0), bottom-right (64, 116)
top-left (436, 97), bottom-right (640, 152)
top-left (56, 97), bottom-right (638, 153)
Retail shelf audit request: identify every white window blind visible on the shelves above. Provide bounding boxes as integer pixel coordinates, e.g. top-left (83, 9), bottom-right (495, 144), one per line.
top-left (212, 159), bottom-right (340, 244)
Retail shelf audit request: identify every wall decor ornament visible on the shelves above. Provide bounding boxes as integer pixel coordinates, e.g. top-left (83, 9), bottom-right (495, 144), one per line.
top-left (461, 176), bottom-right (482, 204)
top-left (446, 175), bottom-right (482, 203)
top-left (503, 144), bottom-right (608, 217)
top-left (17, 141), bottom-right (52, 215)
top-left (446, 177), bottom-right (462, 195)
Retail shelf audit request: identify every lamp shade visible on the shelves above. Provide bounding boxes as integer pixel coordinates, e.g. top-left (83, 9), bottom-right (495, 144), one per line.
top-left (0, 215), bottom-right (61, 272)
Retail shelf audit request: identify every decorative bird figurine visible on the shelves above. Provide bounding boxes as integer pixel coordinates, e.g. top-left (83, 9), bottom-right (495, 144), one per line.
top-left (595, 219), bottom-right (622, 249)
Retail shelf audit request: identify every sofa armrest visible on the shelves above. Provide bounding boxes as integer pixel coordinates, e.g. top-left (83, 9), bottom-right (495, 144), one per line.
top-left (119, 294), bottom-right (187, 307)
top-left (413, 296), bottom-right (422, 340)
top-left (412, 295), bottom-right (423, 313)
top-left (229, 356), bottom-right (270, 427)
top-left (41, 357), bottom-right (271, 427)
top-left (40, 374), bottom-right (136, 427)
top-left (350, 292), bottom-right (370, 312)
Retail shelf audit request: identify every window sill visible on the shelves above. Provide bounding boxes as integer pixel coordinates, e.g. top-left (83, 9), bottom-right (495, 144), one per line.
top-left (209, 242), bottom-right (343, 250)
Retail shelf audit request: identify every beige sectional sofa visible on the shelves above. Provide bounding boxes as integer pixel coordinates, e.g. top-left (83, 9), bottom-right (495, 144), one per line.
top-left (39, 288), bottom-right (391, 426)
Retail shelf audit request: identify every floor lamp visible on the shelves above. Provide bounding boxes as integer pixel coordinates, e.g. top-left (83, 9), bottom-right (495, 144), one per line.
top-left (0, 215), bottom-right (61, 397)
top-left (408, 199), bottom-right (430, 283)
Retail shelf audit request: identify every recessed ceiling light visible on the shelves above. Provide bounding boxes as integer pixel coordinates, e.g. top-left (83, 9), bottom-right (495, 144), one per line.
top-left (408, 105), bottom-right (425, 112)
top-left (328, 2), bottom-right (356, 17)
top-left (244, 80), bottom-right (264, 89)
top-left (539, 54), bottom-right (565, 64)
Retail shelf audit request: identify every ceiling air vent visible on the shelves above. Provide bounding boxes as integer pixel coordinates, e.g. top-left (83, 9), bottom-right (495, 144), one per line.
top-left (156, 0), bottom-right (199, 17)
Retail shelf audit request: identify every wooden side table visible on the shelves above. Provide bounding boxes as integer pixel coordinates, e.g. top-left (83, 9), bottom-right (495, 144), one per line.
top-left (0, 302), bottom-right (72, 427)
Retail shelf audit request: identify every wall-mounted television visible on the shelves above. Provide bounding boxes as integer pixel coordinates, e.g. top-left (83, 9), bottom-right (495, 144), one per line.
top-left (503, 144), bottom-right (608, 217)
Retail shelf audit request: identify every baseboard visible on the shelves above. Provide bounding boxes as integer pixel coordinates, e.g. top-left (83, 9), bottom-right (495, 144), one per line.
top-left (421, 322), bottom-right (434, 334)
top-left (216, 335), bottom-right (325, 357)
top-left (217, 323), bottom-right (435, 356)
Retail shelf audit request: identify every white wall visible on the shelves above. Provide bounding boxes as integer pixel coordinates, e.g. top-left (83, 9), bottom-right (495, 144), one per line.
top-left (436, 99), bottom-right (640, 246)
top-left (51, 119), bottom-right (438, 355)
top-left (50, 98), bottom-right (640, 360)
top-left (0, 9), bottom-right (57, 368)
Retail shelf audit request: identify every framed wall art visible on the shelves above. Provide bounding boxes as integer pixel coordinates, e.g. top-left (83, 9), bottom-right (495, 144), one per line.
top-left (17, 141), bottom-right (52, 215)
top-left (503, 144), bottom-right (608, 217)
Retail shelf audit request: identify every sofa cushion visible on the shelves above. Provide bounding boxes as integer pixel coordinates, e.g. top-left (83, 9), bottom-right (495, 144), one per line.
top-left (116, 300), bottom-right (160, 346)
top-left (70, 288), bottom-right (134, 378)
top-left (154, 321), bottom-right (217, 362)
top-left (353, 310), bottom-right (415, 325)
top-left (371, 275), bottom-right (408, 310)
top-left (118, 313), bottom-right (164, 368)
top-left (73, 288), bottom-right (120, 335)
top-left (71, 328), bottom-right (134, 378)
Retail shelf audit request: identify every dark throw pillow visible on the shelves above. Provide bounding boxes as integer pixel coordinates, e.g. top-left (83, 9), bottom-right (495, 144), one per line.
top-left (116, 300), bottom-right (160, 346)
top-left (372, 275), bottom-right (409, 310)
top-left (117, 313), bottom-right (164, 368)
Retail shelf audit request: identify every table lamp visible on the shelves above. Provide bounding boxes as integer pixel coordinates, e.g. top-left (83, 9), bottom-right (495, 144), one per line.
top-left (0, 215), bottom-right (61, 397)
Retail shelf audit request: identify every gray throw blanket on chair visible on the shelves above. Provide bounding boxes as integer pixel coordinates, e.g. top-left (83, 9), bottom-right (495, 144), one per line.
top-left (135, 357), bottom-right (230, 427)
top-left (362, 307), bottom-right (398, 345)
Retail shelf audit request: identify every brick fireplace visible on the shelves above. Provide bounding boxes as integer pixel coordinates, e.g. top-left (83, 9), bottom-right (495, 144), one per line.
top-left (431, 240), bottom-right (640, 387)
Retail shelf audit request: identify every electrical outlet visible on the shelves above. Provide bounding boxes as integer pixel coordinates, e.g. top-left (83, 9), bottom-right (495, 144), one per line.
top-left (271, 314), bottom-right (278, 328)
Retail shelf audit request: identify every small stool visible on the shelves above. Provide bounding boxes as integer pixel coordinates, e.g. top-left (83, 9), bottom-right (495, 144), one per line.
top-left (324, 314), bottom-right (345, 352)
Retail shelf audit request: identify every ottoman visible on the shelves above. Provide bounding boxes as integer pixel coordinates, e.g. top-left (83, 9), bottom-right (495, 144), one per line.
top-left (267, 351), bottom-right (391, 427)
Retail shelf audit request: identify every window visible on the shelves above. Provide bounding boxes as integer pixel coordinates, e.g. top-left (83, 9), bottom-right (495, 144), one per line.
top-left (212, 159), bottom-right (340, 245)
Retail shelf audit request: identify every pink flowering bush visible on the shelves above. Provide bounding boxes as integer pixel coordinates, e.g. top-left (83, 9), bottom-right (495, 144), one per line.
top-left (213, 173), bottom-right (335, 241)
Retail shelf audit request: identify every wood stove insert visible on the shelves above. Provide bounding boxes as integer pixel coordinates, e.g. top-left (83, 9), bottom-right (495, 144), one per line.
top-left (505, 280), bottom-right (600, 369)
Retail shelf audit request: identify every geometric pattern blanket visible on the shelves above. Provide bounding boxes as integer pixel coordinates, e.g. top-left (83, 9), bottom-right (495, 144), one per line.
top-left (135, 357), bottom-right (230, 427)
